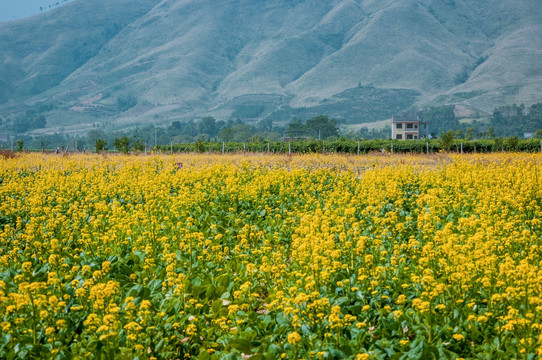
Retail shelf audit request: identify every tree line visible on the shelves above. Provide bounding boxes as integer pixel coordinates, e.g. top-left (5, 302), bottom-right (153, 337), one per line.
top-left (2, 102), bottom-right (542, 152)
top-left (417, 102), bottom-right (542, 138)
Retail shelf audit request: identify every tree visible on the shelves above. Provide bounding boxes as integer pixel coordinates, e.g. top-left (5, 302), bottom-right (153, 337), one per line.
top-left (257, 118), bottom-right (274, 132)
top-left (132, 138), bottom-right (146, 152)
top-left (440, 130), bottom-right (455, 151)
top-left (305, 116), bottom-right (339, 139)
top-left (183, 120), bottom-right (197, 137)
top-left (420, 106), bottom-right (458, 135)
top-left (286, 119), bottom-right (306, 138)
top-left (32, 115), bottom-right (47, 129)
top-left (231, 124), bottom-right (253, 142)
top-left (454, 129), bottom-right (465, 139)
top-left (113, 136), bottom-right (131, 154)
top-left (17, 139), bottom-right (24, 152)
top-left (485, 127), bottom-right (496, 139)
top-left (197, 117), bottom-right (218, 137)
top-left (117, 96), bottom-right (137, 112)
top-left (218, 127), bottom-right (235, 142)
top-left (506, 136), bottom-right (519, 151)
top-left (95, 139), bottom-right (108, 153)
top-left (465, 127), bottom-right (475, 140)
top-left (170, 121), bottom-right (183, 130)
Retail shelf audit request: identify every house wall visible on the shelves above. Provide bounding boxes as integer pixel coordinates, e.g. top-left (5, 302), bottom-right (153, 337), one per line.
top-left (392, 122), bottom-right (420, 140)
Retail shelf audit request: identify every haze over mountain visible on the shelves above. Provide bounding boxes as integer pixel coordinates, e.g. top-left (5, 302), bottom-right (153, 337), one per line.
top-left (0, 0), bottom-right (541, 135)
top-left (0, 0), bottom-right (74, 23)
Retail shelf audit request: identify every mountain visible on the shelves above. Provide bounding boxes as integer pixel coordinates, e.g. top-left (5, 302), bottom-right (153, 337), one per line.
top-left (0, 0), bottom-right (541, 135)
top-left (0, 0), bottom-right (75, 23)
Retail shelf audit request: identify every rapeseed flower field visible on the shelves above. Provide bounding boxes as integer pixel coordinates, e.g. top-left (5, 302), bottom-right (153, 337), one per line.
top-left (0, 152), bottom-right (541, 359)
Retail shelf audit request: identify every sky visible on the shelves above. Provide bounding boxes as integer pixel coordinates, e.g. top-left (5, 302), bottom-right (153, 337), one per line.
top-left (0, 0), bottom-right (74, 23)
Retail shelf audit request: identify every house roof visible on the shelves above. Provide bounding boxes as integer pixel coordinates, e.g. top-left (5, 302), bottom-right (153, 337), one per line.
top-left (392, 113), bottom-right (419, 123)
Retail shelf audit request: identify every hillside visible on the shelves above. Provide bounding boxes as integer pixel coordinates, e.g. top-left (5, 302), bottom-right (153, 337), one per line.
top-left (0, 0), bottom-right (75, 23)
top-left (0, 0), bottom-right (541, 135)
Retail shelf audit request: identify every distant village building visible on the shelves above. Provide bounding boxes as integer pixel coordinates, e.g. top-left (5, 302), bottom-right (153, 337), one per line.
top-left (391, 113), bottom-right (429, 140)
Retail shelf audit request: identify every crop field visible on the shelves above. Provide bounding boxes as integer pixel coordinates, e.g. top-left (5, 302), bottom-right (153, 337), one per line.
top-left (1, 152), bottom-right (542, 359)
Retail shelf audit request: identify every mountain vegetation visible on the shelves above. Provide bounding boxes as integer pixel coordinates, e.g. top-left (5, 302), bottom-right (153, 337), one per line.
top-left (0, 0), bottom-right (541, 138)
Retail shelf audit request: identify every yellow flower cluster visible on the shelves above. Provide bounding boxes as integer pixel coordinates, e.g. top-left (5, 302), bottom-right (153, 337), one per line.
top-left (0, 152), bottom-right (541, 358)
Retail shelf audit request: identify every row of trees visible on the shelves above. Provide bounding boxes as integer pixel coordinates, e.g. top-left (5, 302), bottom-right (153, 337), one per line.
top-left (3, 102), bottom-right (541, 151)
top-left (417, 102), bottom-right (542, 138)
top-left (94, 136), bottom-right (146, 153)
top-left (491, 103), bottom-right (542, 136)
top-left (3, 110), bottom-right (48, 134)
top-left (84, 116), bottom-right (341, 152)
top-left (285, 116), bottom-right (339, 139)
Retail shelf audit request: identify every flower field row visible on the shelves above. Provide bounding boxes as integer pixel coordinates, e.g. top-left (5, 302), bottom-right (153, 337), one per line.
top-left (1, 153), bottom-right (541, 359)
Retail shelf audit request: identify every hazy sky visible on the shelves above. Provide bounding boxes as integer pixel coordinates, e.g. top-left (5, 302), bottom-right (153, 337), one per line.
top-left (0, 0), bottom-right (74, 23)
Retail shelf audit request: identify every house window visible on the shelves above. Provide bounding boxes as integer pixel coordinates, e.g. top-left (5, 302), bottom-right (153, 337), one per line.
top-left (396, 134), bottom-right (402, 140)
top-left (414, 135), bottom-right (418, 139)
top-left (406, 123), bottom-right (414, 129)
top-left (406, 134), bottom-right (413, 139)
top-left (414, 124), bottom-right (418, 129)
top-left (396, 123), bottom-right (403, 129)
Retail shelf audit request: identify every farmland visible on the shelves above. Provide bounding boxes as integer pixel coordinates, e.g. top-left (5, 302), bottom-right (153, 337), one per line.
top-left (1, 152), bottom-right (542, 359)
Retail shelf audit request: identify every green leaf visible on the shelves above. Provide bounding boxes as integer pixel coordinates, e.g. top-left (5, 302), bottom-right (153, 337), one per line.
top-left (148, 279), bottom-right (163, 294)
top-left (421, 345), bottom-right (439, 360)
top-left (301, 324), bottom-right (311, 337)
top-left (206, 284), bottom-right (216, 299)
top-left (228, 339), bottom-right (253, 354)
top-left (212, 299), bottom-right (222, 314)
top-left (216, 274), bottom-right (231, 287)
top-left (199, 350), bottom-right (212, 360)
top-left (276, 312), bottom-right (289, 327)
top-left (334, 296), bottom-right (349, 306)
